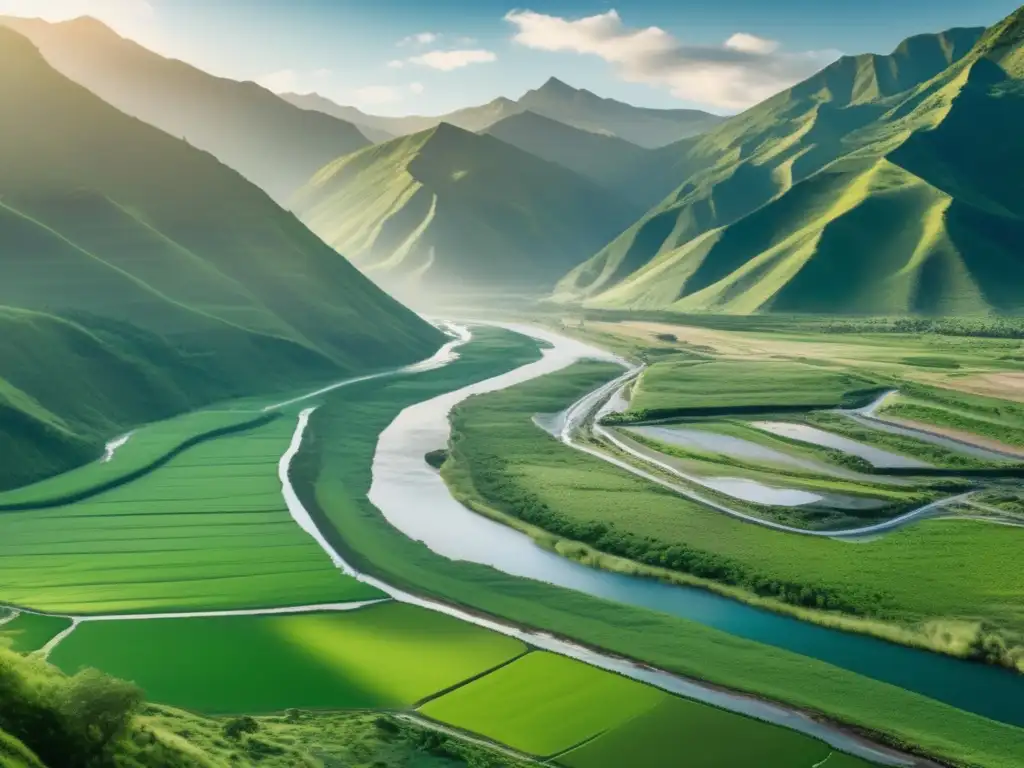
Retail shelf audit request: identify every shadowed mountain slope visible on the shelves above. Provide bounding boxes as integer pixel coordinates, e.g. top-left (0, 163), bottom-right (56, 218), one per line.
top-left (0, 16), bottom-right (370, 202)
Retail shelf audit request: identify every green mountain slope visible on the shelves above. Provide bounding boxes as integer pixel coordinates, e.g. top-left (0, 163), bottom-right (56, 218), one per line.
top-left (0, 16), bottom-right (369, 202)
top-left (282, 77), bottom-right (723, 149)
top-left (293, 123), bottom-right (643, 297)
top-left (0, 27), bottom-right (442, 490)
top-left (554, 19), bottom-right (1024, 315)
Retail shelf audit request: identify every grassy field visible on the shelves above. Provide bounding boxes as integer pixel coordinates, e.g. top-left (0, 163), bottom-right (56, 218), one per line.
top-left (290, 327), bottom-right (1024, 768)
top-left (558, 695), bottom-right (868, 768)
top-left (0, 410), bottom-right (272, 510)
top-left (0, 415), bottom-right (379, 614)
top-left (0, 614), bottom-right (71, 653)
top-left (443, 362), bottom-right (1024, 667)
top-left (625, 360), bottom-right (883, 418)
top-left (420, 652), bottom-right (664, 756)
top-left (51, 603), bottom-right (526, 714)
top-left (880, 384), bottom-right (1024, 449)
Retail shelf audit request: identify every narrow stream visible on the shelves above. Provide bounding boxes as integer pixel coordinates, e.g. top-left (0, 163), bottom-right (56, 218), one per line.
top-left (365, 324), bottom-right (1024, 728)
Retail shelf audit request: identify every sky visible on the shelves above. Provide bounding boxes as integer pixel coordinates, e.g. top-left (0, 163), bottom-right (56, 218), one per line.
top-left (2, 0), bottom-right (1021, 115)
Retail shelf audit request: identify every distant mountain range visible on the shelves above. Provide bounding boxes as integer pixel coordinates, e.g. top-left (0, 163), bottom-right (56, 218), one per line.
top-left (555, 10), bottom-right (1024, 316)
top-left (0, 15), bottom-right (370, 203)
top-left (283, 77), bottom-right (724, 148)
top-left (0, 26), bottom-right (441, 490)
top-left (292, 122), bottom-right (643, 299)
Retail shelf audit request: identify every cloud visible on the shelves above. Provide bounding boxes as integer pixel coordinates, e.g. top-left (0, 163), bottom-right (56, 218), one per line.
top-left (504, 9), bottom-right (837, 110)
top-left (256, 68), bottom-right (332, 94)
top-left (398, 31), bottom-right (438, 47)
top-left (408, 49), bottom-right (497, 71)
top-left (408, 82), bottom-right (425, 95)
top-left (387, 59), bottom-right (405, 69)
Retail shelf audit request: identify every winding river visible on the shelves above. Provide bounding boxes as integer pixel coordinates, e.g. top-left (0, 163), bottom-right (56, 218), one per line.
top-left (364, 323), bottom-right (1024, 729)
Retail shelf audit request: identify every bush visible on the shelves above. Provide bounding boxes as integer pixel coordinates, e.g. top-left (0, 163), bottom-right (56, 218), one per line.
top-left (222, 716), bottom-right (259, 741)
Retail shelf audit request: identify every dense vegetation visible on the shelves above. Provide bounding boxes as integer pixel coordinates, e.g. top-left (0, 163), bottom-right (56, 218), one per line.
top-left (289, 329), bottom-right (1024, 768)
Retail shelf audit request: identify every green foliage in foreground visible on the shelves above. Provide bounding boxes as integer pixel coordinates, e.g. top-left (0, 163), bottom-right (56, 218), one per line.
top-left (291, 328), bottom-right (1024, 768)
top-left (52, 603), bottom-right (526, 714)
top-left (0, 417), bottom-right (378, 614)
top-left (623, 359), bottom-right (883, 419)
top-left (421, 652), bottom-right (664, 757)
top-left (0, 615), bottom-right (70, 654)
top-left (445, 363), bottom-right (1024, 662)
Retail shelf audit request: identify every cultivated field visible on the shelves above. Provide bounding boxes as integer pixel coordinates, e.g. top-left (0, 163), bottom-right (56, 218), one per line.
top-left (51, 603), bottom-right (526, 713)
top-left (420, 652), bottom-right (664, 756)
top-left (0, 613), bottom-right (71, 653)
top-left (0, 416), bottom-right (379, 614)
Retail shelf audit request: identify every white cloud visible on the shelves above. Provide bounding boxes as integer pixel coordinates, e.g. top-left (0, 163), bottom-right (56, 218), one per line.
top-left (256, 68), bottom-right (332, 95)
top-left (409, 82), bottom-right (425, 95)
top-left (724, 33), bottom-right (779, 55)
top-left (505, 9), bottom-right (837, 110)
top-left (398, 31), bottom-right (438, 47)
top-left (408, 49), bottom-right (497, 71)
top-left (387, 59), bottom-right (405, 69)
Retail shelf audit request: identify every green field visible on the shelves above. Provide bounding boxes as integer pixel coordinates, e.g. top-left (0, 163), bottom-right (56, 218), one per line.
top-left (421, 652), bottom-right (664, 756)
top-left (559, 695), bottom-right (870, 768)
top-left (291, 328), bottom-right (1024, 768)
top-left (0, 614), bottom-right (71, 653)
top-left (624, 360), bottom-right (882, 419)
top-left (51, 603), bottom-right (526, 714)
top-left (879, 384), bottom-right (1024, 449)
top-left (444, 362), bottom-right (1024, 663)
top-left (0, 410), bottom-right (272, 510)
top-left (0, 415), bottom-right (379, 614)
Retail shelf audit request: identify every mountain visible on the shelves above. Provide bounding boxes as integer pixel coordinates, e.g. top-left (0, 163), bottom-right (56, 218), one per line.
top-left (280, 92), bottom-right (395, 143)
top-left (554, 20), bottom-right (1024, 315)
top-left (0, 16), bottom-right (370, 202)
top-left (516, 77), bottom-right (724, 147)
top-left (0, 27), bottom-right (442, 490)
top-left (281, 77), bottom-right (724, 149)
top-left (292, 123), bottom-right (643, 299)
top-left (482, 111), bottom-right (673, 207)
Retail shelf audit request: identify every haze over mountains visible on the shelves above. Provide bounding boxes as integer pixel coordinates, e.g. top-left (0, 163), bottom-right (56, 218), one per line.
top-left (0, 15), bottom-right (371, 203)
top-left (0, 25), bottom-right (441, 490)
top-left (556, 12), bottom-right (1024, 315)
top-left (293, 123), bottom-right (643, 299)
top-left (284, 77), bottom-right (724, 149)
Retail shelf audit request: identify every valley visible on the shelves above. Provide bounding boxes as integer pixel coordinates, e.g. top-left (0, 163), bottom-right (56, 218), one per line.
top-left (1, 4), bottom-right (1023, 768)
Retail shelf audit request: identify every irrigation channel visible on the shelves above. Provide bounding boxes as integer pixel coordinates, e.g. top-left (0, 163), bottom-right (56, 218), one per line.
top-left (355, 322), bottom-right (1024, 730)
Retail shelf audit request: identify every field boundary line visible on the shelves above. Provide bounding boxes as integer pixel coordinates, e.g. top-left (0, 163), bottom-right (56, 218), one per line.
top-left (412, 648), bottom-right (534, 708)
top-left (40, 618), bottom-right (80, 658)
top-left (0, 609), bottom-right (19, 628)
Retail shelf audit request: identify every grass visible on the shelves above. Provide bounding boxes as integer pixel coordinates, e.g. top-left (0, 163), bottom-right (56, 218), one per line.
top-left (443, 362), bottom-right (1024, 665)
top-left (420, 652), bottom-right (665, 757)
top-left (290, 327), bottom-right (1024, 768)
top-left (51, 603), bottom-right (527, 714)
top-left (0, 415), bottom-right (379, 614)
top-left (0, 409), bottom-right (272, 510)
top-left (880, 384), bottom-right (1024, 449)
top-left (624, 360), bottom-right (883, 419)
top-left (558, 695), bottom-right (869, 768)
top-left (0, 614), bottom-right (72, 653)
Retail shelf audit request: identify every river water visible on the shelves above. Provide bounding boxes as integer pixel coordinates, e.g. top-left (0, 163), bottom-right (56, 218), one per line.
top-left (366, 324), bottom-right (1024, 728)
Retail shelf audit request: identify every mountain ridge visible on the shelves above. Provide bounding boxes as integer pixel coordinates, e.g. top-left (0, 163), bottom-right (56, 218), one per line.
top-left (0, 15), bottom-right (370, 202)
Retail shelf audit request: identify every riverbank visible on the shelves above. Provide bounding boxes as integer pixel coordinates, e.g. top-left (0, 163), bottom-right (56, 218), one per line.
top-left (289, 325), bottom-right (1024, 768)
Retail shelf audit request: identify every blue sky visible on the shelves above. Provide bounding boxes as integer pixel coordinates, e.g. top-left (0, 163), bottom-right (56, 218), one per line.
top-left (4, 0), bottom-right (1021, 114)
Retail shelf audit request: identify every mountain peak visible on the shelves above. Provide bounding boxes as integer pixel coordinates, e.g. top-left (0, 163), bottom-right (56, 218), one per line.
top-left (539, 76), bottom-right (578, 94)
